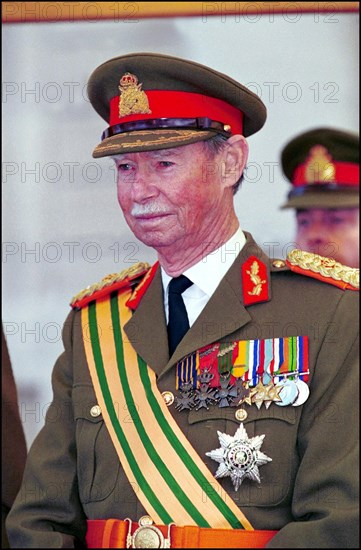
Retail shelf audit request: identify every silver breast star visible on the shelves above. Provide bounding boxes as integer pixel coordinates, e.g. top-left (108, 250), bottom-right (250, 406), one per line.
top-left (205, 423), bottom-right (272, 490)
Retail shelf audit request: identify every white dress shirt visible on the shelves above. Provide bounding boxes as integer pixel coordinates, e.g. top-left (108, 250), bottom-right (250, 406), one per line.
top-left (161, 226), bottom-right (246, 327)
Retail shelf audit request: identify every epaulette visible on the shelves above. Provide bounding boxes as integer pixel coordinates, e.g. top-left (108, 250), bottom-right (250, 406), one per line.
top-left (70, 262), bottom-right (153, 309)
top-left (286, 249), bottom-right (359, 291)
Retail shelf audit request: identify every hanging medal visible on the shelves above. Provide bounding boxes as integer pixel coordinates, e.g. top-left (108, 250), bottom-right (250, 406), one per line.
top-left (274, 337), bottom-right (298, 406)
top-left (291, 336), bottom-right (310, 406)
top-left (215, 343), bottom-right (238, 408)
top-left (173, 336), bottom-right (310, 413)
top-left (231, 340), bottom-right (252, 407)
top-left (292, 376), bottom-right (310, 406)
top-left (262, 339), bottom-right (282, 408)
top-left (274, 377), bottom-right (299, 406)
top-left (174, 353), bottom-right (199, 411)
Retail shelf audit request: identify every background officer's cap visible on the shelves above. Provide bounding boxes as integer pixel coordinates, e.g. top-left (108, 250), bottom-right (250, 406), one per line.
top-left (87, 52), bottom-right (267, 157)
top-left (281, 127), bottom-right (359, 209)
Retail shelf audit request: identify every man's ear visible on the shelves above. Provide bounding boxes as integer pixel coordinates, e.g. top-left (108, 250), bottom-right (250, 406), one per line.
top-left (221, 134), bottom-right (249, 188)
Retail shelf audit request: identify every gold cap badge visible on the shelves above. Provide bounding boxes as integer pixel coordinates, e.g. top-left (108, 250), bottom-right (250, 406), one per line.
top-left (118, 72), bottom-right (151, 118)
top-left (304, 145), bottom-right (336, 184)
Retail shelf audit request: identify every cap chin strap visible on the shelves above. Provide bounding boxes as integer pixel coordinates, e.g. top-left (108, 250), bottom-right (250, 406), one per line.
top-left (102, 117), bottom-right (232, 140)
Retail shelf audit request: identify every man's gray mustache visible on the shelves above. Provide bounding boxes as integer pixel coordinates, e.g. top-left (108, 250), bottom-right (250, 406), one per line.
top-left (131, 204), bottom-right (169, 216)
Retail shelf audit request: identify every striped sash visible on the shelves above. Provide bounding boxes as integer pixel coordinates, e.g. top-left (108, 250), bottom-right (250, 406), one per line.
top-left (81, 288), bottom-right (253, 530)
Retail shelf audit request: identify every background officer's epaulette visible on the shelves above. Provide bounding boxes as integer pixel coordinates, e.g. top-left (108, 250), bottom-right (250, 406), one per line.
top-left (70, 262), bottom-right (152, 309)
top-left (286, 249), bottom-right (359, 291)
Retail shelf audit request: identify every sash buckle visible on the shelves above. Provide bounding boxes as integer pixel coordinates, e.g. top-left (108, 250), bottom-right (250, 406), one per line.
top-left (125, 516), bottom-right (174, 548)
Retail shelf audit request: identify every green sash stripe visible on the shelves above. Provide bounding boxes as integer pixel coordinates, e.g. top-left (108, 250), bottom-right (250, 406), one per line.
top-left (137, 355), bottom-right (244, 530)
top-left (110, 295), bottom-right (210, 528)
top-left (87, 302), bottom-right (172, 524)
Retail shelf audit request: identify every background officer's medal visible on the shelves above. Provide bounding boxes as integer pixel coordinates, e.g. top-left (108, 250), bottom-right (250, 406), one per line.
top-left (206, 423), bottom-right (272, 490)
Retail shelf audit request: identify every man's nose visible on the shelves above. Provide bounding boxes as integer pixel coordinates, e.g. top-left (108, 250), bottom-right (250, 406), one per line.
top-left (130, 166), bottom-right (158, 202)
top-left (305, 222), bottom-right (327, 243)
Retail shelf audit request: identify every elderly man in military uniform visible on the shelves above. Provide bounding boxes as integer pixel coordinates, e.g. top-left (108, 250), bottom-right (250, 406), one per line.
top-left (281, 127), bottom-right (359, 268)
top-left (7, 53), bottom-right (359, 548)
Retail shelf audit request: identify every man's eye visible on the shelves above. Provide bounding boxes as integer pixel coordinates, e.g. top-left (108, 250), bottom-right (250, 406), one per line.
top-left (117, 163), bottom-right (132, 171)
top-left (297, 218), bottom-right (309, 227)
top-left (329, 215), bottom-right (346, 225)
top-left (158, 161), bottom-right (174, 167)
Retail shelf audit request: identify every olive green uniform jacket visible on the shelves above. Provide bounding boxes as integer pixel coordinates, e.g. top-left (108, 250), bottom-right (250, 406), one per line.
top-left (2, 327), bottom-right (27, 548)
top-left (6, 234), bottom-right (359, 548)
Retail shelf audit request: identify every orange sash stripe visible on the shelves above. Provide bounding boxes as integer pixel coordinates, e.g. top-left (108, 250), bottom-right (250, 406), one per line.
top-left (86, 519), bottom-right (277, 549)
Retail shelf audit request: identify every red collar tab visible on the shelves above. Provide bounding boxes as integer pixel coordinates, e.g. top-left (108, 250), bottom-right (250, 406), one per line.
top-left (242, 256), bottom-right (269, 306)
top-left (126, 261), bottom-right (159, 309)
top-left (108, 90), bottom-right (243, 135)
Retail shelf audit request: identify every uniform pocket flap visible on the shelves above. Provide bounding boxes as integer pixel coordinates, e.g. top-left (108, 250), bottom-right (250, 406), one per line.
top-left (72, 384), bottom-right (103, 423)
top-left (188, 403), bottom-right (297, 426)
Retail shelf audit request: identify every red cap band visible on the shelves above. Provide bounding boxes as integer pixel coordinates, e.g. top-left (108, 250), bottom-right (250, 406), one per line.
top-left (293, 161), bottom-right (359, 187)
top-left (109, 90), bottom-right (243, 134)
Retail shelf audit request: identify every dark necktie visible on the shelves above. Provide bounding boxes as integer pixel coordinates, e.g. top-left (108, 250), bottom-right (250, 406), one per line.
top-left (167, 275), bottom-right (193, 356)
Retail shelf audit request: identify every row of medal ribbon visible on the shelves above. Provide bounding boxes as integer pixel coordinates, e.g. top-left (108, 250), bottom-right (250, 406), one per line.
top-left (174, 336), bottom-right (310, 411)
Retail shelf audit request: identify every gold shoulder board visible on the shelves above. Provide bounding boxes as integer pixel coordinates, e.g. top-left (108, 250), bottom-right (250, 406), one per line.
top-left (286, 249), bottom-right (359, 290)
top-left (70, 262), bottom-right (151, 308)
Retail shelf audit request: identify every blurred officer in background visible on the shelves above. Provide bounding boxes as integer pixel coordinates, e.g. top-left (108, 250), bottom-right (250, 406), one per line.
top-left (281, 127), bottom-right (359, 268)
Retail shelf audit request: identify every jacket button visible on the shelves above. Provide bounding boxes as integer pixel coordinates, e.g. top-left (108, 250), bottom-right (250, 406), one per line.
top-left (235, 408), bottom-right (248, 422)
top-left (90, 405), bottom-right (102, 417)
top-left (162, 391), bottom-right (174, 406)
top-left (272, 259), bottom-right (285, 268)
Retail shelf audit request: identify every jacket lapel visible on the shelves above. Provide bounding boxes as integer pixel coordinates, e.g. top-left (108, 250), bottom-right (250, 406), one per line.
top-left (123, 268), bottom-right (169, 374)
top-left (163, 262), bottom-right (251, 376)
top-left (124, 232), bottom-right (271, 379)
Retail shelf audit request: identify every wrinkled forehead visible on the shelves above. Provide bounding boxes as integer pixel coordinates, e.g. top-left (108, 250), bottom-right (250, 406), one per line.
top-left (111, 141), bottom-right (208, 161)
top-left (296, 207), bottom-right (359, 217)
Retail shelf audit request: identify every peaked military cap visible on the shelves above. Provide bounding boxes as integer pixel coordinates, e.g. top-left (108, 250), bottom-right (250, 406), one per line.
top-left (281, 127), bottom-right (359, 209)
top-left (87, 52), bottom-right (267, 157)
